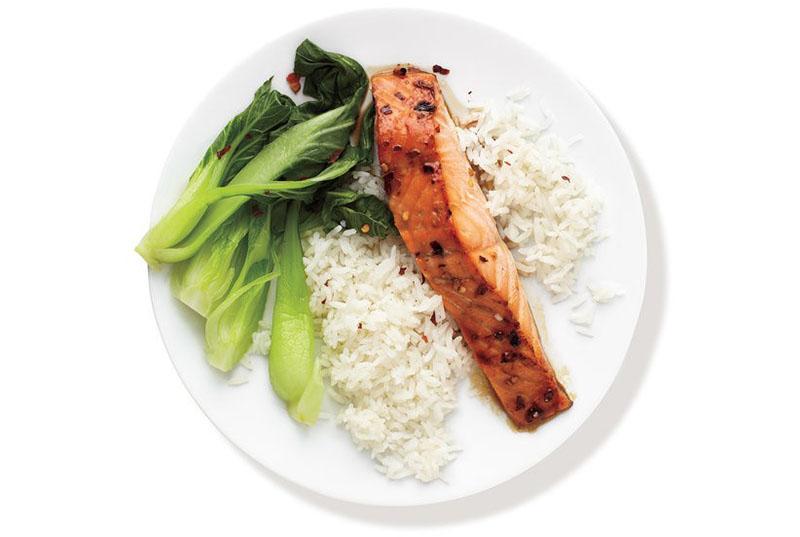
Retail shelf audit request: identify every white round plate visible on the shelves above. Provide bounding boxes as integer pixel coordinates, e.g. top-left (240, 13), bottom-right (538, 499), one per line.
top-left (148, 9), bottom-right (646, 506)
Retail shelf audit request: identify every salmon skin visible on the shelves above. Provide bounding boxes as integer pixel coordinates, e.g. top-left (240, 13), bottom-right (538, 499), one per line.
top-left (371, 68), bottom-right (572, 428)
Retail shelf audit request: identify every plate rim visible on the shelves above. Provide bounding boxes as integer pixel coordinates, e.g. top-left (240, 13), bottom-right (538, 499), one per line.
top-left (146, 7), bottom-right (648, 506)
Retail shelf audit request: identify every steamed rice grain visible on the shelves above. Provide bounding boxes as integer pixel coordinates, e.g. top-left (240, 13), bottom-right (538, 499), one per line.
top-left (302, 225), bottom-right (472, 482)
top-left (249, 88), bottom-right (609, 480)
top-left (458, 93), bottom-right (604, 297)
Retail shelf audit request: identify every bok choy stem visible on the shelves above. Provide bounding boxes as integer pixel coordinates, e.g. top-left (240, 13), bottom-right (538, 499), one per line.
top-left (205, 205), bottom-right (278, 371)
top-left (145, 91), bottom-right (366, 266)
top-left (136, 81), bottom-right (293, 267)
top-left (268, 200), bottom-right (323, 425)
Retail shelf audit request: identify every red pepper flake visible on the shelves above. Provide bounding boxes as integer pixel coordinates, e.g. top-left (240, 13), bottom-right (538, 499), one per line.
top-left (393, 66), bottom-right (407, 77)
top-left (328, 148), bottom-right (343, 163)
top-left (562, 175), bottom-right (571, 182)
top-left (526, 405), bottom-right (542, 422)
top-left (321, 298), bottom-right (327, 305)
top-left (479, 255), bottom-right (488, 263)
top-left (432, 64), bottom-right (450, 75)
top-left (324, 279), bottom-right (331, 287)
top-left (358, 322), bottom-right (363, 330)
top-left (215, 144), bottom-right (231, 159)
top-left (244, 132), bottom-right (253, 140)
top-left (422, 162), bottom-right (439, 174)
top-left (383, 172), bottom-right (395, 195)
top-left (250, 204), bottom-right (264, 218)
top-left (430, 312), bottom-right (438, 325)
top-left (421, 334), bottom-right (429, 343)
top-left (394, 91), bottom-right (406, 101)
top-left (399, 266), bottom-right (407, 275)
top-left (286, 72), bottom-right (301, 93)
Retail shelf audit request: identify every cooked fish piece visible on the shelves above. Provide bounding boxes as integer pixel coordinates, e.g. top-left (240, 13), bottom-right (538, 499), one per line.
top-left (371, 68), bottom-right (572, 428)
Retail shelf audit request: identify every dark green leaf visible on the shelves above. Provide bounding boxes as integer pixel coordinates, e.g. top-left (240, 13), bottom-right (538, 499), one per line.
top-left (321, 189), bottom-right (396, 238)
top-left (220, 90), bottom-right (296, 185)
top-left (294, 39), bottom-right (367, 109)
top-left (137, 78), bottom-right (294, 265)
top-left (201, 78), bottom-right (293, 174)
top-left (138, 40), bottom-right (369, 266)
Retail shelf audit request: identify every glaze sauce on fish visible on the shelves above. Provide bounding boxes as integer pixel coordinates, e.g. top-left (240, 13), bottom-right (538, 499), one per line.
top-left (371, 68), bottom-right (572, 428)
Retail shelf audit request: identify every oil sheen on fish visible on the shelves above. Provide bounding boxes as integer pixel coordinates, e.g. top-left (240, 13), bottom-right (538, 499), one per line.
top-left (371, 67), bottom-right (572, 428)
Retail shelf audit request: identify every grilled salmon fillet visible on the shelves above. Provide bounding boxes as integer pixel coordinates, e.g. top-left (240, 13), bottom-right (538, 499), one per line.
top-left (371, 68), bottom-right (572, 428)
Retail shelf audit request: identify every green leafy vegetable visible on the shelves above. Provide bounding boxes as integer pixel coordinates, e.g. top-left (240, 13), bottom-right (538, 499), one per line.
top-left (268, 201), bottom-right (322, 425)
top-left (289, 361), bottom-right (324, 425)
top-left (139, 42), bottom-right (369, 266)
top-left (294, 39), bottom-right (370, 111)
top-left (169, 207), bottom-right (249, 317)
top-left (221, 92), bottom-right (297, 185)
top-left (256, 104), bottom-right (375, 201)
top-left (136, 80), bottom-right (294, 266)
top-left (321, 189), bottom-right (397, 238)
top-left (135, 40), bottom-right (392, 428)
top-left (355, 103), bottom-right (375, 165)
top-left (205, 205), bottom-right (277, 371)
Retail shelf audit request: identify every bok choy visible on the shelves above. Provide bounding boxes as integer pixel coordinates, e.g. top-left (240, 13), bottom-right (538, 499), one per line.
top-left (136, 80), bottom-right (294, 267)
top-left (137, 39), bottom-right (368, 267)
top-left (169, 206), bottom-right (249, 317)
top-left (268, 201), bottom-right (323, 424)
top-left (136, 39), bottom-right (394, 427)
top-left (205, 205), bottom-right (278, 371)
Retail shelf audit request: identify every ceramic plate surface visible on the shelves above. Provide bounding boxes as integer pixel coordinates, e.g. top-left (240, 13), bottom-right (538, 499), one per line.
top-left (149, 9), bottom-right (647, 506)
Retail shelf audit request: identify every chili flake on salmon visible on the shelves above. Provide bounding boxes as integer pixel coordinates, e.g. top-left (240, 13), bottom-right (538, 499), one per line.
top-left (371, 67), bottom-right (572, 428)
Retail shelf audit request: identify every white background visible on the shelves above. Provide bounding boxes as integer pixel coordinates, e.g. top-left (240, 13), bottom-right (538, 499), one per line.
top-left (2, 0), bottom-right (798, 535)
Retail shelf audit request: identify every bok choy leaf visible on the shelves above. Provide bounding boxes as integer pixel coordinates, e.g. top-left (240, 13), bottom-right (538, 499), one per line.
top-left (136, 80), bottom-right (294, 266)
top-left (205, 204), bottom-right (277, 371)
top-left (138, 40), bottom-right (369, 266)
top-left (320, 189), bottom-right (396, 238)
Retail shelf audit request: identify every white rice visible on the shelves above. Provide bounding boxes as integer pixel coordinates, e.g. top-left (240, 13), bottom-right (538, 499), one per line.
top-left (349, 169), bottom-right (387, 202)
top-left (302, 225), bottom-right (472, 481)
top-left (226, 368), bottom-right (251, 386)
top-left (250, 319), bottom-right (272, 356)
top-left (587, 280), bottom-right (626, 304)
top-left (569, 301), bottom-right (596, 327)
top-left (248, 89), bottom-right (614, 479)
top-left (457, 93), bottom-right (604, 298)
